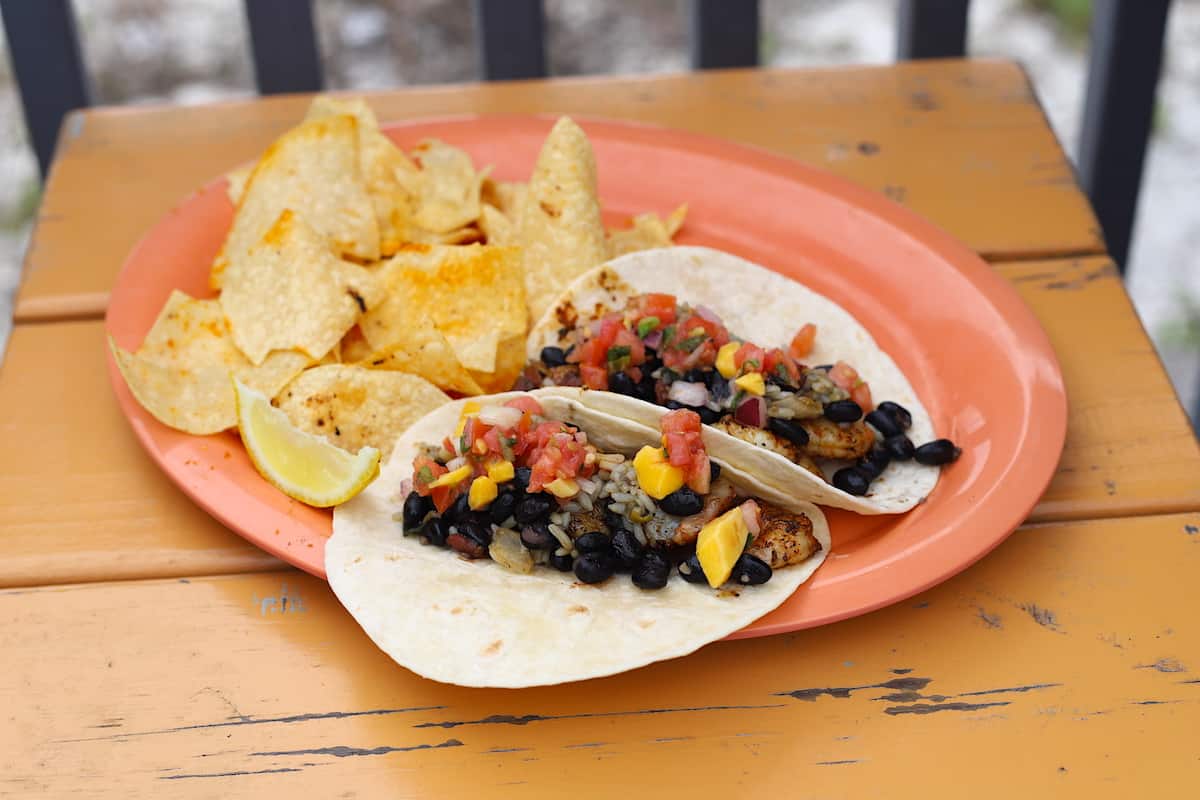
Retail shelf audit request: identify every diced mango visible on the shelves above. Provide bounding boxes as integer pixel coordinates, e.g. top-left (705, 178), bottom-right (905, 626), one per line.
top-left (544, 477), bottom-right (579, 498)
top-left (468, 475), bottom-right (498, 510)
top-left (734, 371), bottom-right (765, 396)
top-left (715, 342), bottom-right (740, 379)
top-left (695, 505), bottom-right (750, 588)
top-left (455, 401), bottom-right (481, 437)
top-left (428, 464), bottom-right (472, 489)
top-left (633, 445), bottom-right (685, 500)
top-left (487, 460), bottom-right (515, 483)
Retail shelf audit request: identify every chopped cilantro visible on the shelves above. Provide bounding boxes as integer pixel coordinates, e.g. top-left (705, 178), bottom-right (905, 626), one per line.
top-left (636, 316), bottom-right (660, 337)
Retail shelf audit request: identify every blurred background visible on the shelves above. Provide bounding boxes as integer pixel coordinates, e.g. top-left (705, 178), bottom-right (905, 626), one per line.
top-left (1, 0), bottom-right (1197, 418)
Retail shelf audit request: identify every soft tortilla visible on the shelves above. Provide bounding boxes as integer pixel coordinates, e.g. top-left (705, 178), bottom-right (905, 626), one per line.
top-left (329, 390), bottom-right (829, 688)
top-left (527, 246), bottom-right (938, 514)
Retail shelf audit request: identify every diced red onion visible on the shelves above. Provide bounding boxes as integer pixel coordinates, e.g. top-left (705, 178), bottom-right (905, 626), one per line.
top-left (397, 478), bottom-right (413, 501)
top-left (643, 330), bottom-right (664, 350)
top-left (695, 305), bottom-right (723, 325)
top-left (740, 500), bottom-right (761, 536)
top-left (446, 456), bottom-right (467, 471)
top-left (477, 405), bottom-right (523, 429)
top-left (668, 381), bottom-right (709, 407)
top-left (734, 396), bottom-right (767, 427)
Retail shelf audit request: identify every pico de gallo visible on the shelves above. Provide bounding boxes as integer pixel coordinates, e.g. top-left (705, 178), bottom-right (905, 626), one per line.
top-left (397, 400), bottom-right (824, 590)
top-left (513, 293), bottom-right (960, 497)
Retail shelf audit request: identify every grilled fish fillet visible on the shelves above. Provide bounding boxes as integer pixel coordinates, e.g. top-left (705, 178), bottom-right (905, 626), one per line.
top-left (747, 501), bottom-right (821, 569)
top-left (798, 417), bottom-right (875, 460)
top-left (712, 417), bottom-right (825, 478)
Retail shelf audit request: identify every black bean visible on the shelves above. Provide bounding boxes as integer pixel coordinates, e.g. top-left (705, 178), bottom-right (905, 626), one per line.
top-left (611, 529), bottom-right (644, 569)
top-left (447, 492), bottom-right (480, 523)
top-left (632, 551), bottom-right (671, 589)
top-left (401, 491), bottom-right (431, 532)
top-left (604, 508), bottom-right (629, 535)
top-left (814, 364), bottom-right (833, 371)
top-left (513, 466), bottom-right (532, 492)
top-left (642, 352), bottom-right (661, 372)
top-left (635, 375), bottom-right (657, 402)
top-left (914, 439), bottom-right (962, 466)
top-left (768, 416), bottom-right (810, 447)
top-left (731, 553), bottom-right (772, 585)
top-left (858, 445), bottom-right (891, 480)
top-left (488, 491), bottom-right (517, 525)
top-left (574, 532), bottom-right (612, 555)
top-left (520, 522), bottom-right (557, 550)
top-left (709, 375), bottom-right (732, 402)
top-left (824, 399), bottom-right (863, 423)
top-left (608, 371), bottom-right (637, 397)
top-left (574, 553), bottom-right (615, 584)
top-left (709, 460), bottom-right (722, 482)
top-left (694, 405), bottom-right (721, 425)
top-left (832, 466), bottom-right (871, 496)
top-left (540, 346), bottom-right (567, 367)
top-left (659, 486), bottom-right (703, 517)
top-left (550, 551), bottom-right (574, 571)
top-left (865, 409), bottom-right (902, 438)
top-left (514, 493), bottom-right (553, 524)
top-left (677, 554), bottom-right (709, 584)
top-left (877, 400), bottom-right (913, 430)
top-left (683, 369), bottom-right (708, 384)
top-left (423, 517), bottom-right (451, 547)
top-left (664, 400), bottom-right (684, 410)
top-left (884, 434), bottom-right (915, 461)
top-left (447, 521), bottom-right (490, 558)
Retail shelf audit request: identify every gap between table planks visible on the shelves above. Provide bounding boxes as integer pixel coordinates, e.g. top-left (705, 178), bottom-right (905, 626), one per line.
top-left (1, 255), bottom-right (1196, 589)
top-left (1, 513), bottom-right (1196, 798)
top-left (12, 59), bottom-right (1103, 321)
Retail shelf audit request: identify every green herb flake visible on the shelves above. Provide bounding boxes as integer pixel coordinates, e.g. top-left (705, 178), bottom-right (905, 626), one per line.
top-left (417, 466), bottom-right (434, 484)
top-left (636, 316), bottom-right (661, 338)
top-left (606, 345), bottom-right (632, 363)
top-left (678, 334), bottom-right (706, 353)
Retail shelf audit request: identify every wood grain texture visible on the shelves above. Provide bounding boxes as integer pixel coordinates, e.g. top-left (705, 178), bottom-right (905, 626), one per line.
top-left (0, 320), bottom-right (284, 588)
top-left (13, 59), bottom-right (1102, 320)
top-left (2, 513), bottom-right (1196, 797)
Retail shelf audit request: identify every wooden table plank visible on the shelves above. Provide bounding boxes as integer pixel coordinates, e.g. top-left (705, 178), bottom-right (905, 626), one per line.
top-left (3, 254), bottom-right (1196, 587)
top-left (14, 59), bottom-right (1102, 321)
top-left (0, 320), bottom-right (284, 588)
top-left (995, 256), bottom-right (1200, 521)
top-left (3, 513), bottom-right (1196, 797)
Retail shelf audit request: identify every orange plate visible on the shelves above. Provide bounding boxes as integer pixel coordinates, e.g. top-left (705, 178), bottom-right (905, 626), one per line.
top-left (105, 115), bottom-right (1066, 637)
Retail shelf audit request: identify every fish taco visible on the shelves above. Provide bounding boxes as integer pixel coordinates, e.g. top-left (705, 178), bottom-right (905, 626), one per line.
top-left (328, 390), bottom-right (829, 687)
top-left (521, 246), bottom-right (961, 514)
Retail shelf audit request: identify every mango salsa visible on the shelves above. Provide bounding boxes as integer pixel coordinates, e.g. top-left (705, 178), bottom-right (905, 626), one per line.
top-left (543, 477), bottom-right (580, 498)
top-left (734, 371), bottom-right (765, 396)
top-left (428, 463), bottom-right (472, 489)
top-left (695, 505), bottom-right (750, 588)
top-left (715, 341), bottom-right (740, 379)
top-left (468, 475), bottom-right (498, 510)
top-left (633, 445), bottom-right (685, 499)
top-left (487, 460), bottom-right (515, 483)
top-left (455, 401), bottom-right (481, 437)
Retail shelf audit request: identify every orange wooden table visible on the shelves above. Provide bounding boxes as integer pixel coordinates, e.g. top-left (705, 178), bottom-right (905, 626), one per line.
top-left (3, 61), bottom-right (1198, 796)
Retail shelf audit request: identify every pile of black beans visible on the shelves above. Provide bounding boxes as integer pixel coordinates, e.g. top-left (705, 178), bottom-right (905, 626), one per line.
top-left (831, 400), bottom-right (962, 496)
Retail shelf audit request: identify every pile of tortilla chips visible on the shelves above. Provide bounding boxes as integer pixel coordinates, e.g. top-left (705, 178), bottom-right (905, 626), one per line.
top-left (111, 96), bottom-right (686, 493)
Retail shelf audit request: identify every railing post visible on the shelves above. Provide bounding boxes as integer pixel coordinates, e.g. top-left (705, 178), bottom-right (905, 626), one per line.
top-left (474, 0), bottom-right (546, 80)
top-left (243, 0), bottom-right (323, 94)
top-left (1077, 0), bottom-right (1171, 271)
top-left (691, 0), bottom-right (759, 69)
top-left (896, 0), bottom-right (970, 59)
top-left (0, 0), bottom-right (90, 177)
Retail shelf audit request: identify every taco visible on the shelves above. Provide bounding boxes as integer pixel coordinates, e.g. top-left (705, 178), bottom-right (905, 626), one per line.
top-left (520, 246), bottom-right (960, 514)
top-left (328, 391), bottom-right (829, 687)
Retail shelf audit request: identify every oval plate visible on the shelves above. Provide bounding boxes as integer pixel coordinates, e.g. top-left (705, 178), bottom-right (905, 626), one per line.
top-left (105, 115), bottom-right (1066, 637)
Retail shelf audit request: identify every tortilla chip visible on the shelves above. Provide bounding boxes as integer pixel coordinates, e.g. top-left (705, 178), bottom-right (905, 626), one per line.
top-left (482, 178), bottom-right (526, 218)
top-left (225, 163), bottom-right (253, 206)
top-left (274, 365), bottom-right (449, 454)
top-left (606, 203), bottom-right (688, 258)
top-left (211, 114), bottom-right (379, 288)
top-left (110, 291), bottom-right (309, 434)
top-left (340, 325), bottom-right (373, 364)
top-left (405, 139), bottom-right (489, 234)
top-left (468, 332), bottom-right (526, 394)
top-left (516, 117), bottom-right (607, 320)
top-left (305, 96), bottom-right (420, 258)
top-left (221, 210), bottom-right (381, 365)
top-left (357, 322), bottom-right (485, 396)
top-left (478, 204), bottom-right (515, 246)
top-left (361, 243), bottom-right (527, 374)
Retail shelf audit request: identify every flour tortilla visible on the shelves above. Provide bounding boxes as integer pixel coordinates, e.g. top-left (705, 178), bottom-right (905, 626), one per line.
top-left (528, 246), bottom-right (938, 514)
top-left (329, 390), bottom-right (829, 688)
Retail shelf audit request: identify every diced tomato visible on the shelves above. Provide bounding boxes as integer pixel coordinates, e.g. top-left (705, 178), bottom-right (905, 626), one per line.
top-left (733, 343), bottom-right (767, 373)
top-left (463, 417), bottom-right (490, 448)
top-left (661, 409), bottom-right (709, 492)
top-left (611, 327), bottom-right (646, 366)
top-left (676, 314), bottom-right (729, 347)
top-left (828, 361), bottom-right (860, 392)
top-left (686, 454), bottom-right (711, 495)
top-left (431, 484), bottom-right (458, 514)
top-left (411, 456), bottom-right (447, 496)
top-left (483, 427), bottom-right (504, 455)
top-left (442, 437), bottom-right (457, 457)
top-left (851, 381), bottom-right (873, 411)
top-left (527, 430), bottom-right (588, 491)
top-left (764, 348), bottom-right (800, 385)
top-left (788, 323), bottom-right (817, 361)
top-left (504, 396), bottom-right (543, 416)
top-left (580, 363), bottom-right (608, 390)
top-left (662, 408), bottom-right (702, 435)
top-left (633, 293), bottom-right (678, 326)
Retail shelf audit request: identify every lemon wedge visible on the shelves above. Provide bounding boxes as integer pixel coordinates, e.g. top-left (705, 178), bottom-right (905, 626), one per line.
top-left (234, 379), bottom-right (380, 507)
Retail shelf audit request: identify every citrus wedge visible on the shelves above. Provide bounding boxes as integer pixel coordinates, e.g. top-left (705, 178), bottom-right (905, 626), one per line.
top-left (234, 379), bottom-right (380, 507)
